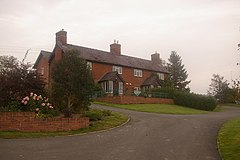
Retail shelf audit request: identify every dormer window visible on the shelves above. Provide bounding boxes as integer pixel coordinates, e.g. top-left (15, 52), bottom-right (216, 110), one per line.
top-left (113, 65), bottom-right (122, 74)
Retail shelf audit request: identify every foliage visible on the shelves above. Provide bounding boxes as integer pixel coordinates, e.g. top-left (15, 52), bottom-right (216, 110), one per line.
top-left (208, 74), bottom-right (230, 103)
top-left (0, 56), bottom-right (45, 108)
top-left (168, 51), bottom-right (191, 92)
top-left (173, 91), bottom-right (217, 111)
top-left (86, 109), bottom-right (112, 121)
top-left (52, 50), bottom-right (95, 117)
top-left (150, 87), bottom-right (176, 98)
top-left (231, 79), bottom-right (240, 104)
top-left (218, 117), bottom-right (240, 160)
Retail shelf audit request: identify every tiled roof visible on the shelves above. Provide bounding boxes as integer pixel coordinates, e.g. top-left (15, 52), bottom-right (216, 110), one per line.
top-left (141, 74), bottom-right (161, 86)
top-left (62, 44), bottom-right (169, 73)
top-left (99, 71), bottom-right (124, 82)
top-left (33, 50), bottom-right (51, 68)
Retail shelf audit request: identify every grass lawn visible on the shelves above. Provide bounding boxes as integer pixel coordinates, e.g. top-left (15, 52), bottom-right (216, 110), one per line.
top-left (223, 103), bottom-right (240, 107)
top-left (0, 112), bottom-right (128, 139)
top-left (218, 117), bottom-right (240, 160)
top-left (94, 102), bottom-right (208, 114)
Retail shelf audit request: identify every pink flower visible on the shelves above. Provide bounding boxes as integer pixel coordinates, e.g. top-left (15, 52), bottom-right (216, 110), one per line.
top-left (49, 106), bottom-right (53, 109)
top-left (30, 92), bottom-right (33, 97)
top-left (41, 103), bottom-right (46, 106)
top-left (47, 103), bottom-right (50, 106)
top-left (24, 101), bottom-right (28, 105)
top-left (21, 100), bottom-right (25, 104)
top-left (44, 98), bottom-right (48, 102)
top-left (25, 96), bottom-right (29, 101)
top-left (36, 108), bottom-right (39, 111)
top-left (39, 95), bottom-right (43, 100)
top-left (33, 95), bottom-right (37, 100)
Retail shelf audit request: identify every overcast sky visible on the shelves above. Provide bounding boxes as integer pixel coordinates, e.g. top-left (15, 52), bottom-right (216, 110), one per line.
top-left (0, 0), bottom-right (240, 94)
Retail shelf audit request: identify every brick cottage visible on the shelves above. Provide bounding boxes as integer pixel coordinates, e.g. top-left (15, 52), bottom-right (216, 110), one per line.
top-left (34, 30), bottom-right (169, 96)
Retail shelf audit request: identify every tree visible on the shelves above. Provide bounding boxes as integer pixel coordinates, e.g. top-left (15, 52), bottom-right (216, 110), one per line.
top-left (168, 51), bottom-right (191, 92)
top-left (0, 56), bottom-right (45, 108)
top-left (51, 50), bottom-right (95, 117)
top-left (208, 74), bottom-right (229, 103)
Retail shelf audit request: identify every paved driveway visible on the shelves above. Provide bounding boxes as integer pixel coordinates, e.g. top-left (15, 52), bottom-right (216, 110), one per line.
top-left (1, 105), bottom-right (240, 160)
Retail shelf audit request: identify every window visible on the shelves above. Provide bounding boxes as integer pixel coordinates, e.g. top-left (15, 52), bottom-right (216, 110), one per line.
top-left (109, 81), bottom-right (113, 93)
top-left (103, 81), bottom-right (113, 93)
top-left (119, 82), bottom-right (123, 94)
top-left (157, 73), bottom-right (164, 80)
top-left (40, 67), bottom-right (44, 75)
top-left (134, 69), bottom-right (142, 77)
top-left (113, 66), bottom-right (122, 74)
top-left (87, 61), bottom-right (92, 70)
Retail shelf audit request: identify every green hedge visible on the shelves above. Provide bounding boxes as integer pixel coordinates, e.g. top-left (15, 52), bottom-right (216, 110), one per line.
top-left (150, 87), bottom-right (217, 111)
top-left (173, 92), bottom-right (217, 111)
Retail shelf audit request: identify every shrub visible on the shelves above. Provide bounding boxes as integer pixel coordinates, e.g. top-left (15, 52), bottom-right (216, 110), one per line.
top-left (86, 109), bottom-right (112, 121)
top-left (0, 56), bottom-right (45, 108)
top-left (174, 92), bottom-right (217, 111)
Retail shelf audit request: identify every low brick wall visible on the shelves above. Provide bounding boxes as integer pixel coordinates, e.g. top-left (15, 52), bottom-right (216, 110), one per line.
top-left (97, 96), bottom-right (174, 104)
top-left (0, 112), bottom-right (89, 132)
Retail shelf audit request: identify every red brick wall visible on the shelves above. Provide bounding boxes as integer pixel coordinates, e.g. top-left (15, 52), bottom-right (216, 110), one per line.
top-left (97, 96), bottom-right (174, 104)
top-left (35, 56), bottom-right (49, 86)
top-left (91, 62), bottom-right (156, 93)
top-left (0, 112), bottom-right (89, 132)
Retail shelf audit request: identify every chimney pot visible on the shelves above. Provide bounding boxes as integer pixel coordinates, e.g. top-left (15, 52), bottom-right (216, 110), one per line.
top-left (110, 40), bottom-right (121, 55)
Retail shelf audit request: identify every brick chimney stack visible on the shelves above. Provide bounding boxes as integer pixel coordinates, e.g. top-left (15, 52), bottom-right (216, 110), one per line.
top-left (151, 52), bottom-right (162, 65)
top-left (110, 40), bottom-right (121, 55)
top-left (56, 29), bottom-right (67, 45)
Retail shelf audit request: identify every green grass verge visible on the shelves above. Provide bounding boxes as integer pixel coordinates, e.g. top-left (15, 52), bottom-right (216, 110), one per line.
top-left (223, 103), bottom-right (240, 107)
top-left (0, 112), bottom-right (128, 139)
top-left (94, 102), bottom-right (208, 114)
top-left (218, 117), bottom-right (240, 160)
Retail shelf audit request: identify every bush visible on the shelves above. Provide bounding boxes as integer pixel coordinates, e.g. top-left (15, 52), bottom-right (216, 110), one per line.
top-left (148, 87), bottom-right (176, 98)
top-left (86, 109), bottom-right (112, 121)
top-left (0, 56), bottom-right (45, 108)
top-left (174, 92), bottom-right (217, 111)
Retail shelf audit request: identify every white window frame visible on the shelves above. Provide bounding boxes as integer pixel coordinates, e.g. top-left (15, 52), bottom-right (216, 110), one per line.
top-left (87, 61), bottom-right (92, 70)
top-left (109, 81), bottom-right (113, 93)
top-left (134, 69), bottom-right (142, 77)
top-left (113, 65), bottom-right (122, 74)
top-left (157, 73), bottom-right (165, 80)
top-left (119, 82), bottom-right (123, 94)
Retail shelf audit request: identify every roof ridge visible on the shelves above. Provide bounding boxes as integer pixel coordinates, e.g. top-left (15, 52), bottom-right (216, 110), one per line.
top-left (67, 43), bottom-right (152, 62)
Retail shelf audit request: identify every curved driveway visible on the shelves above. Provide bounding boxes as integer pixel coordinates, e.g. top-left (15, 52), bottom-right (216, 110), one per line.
top-left (1, 105), bottom-right (240, 160)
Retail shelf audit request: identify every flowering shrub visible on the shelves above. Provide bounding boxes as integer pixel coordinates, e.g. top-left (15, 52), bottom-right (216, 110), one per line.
top-left (20, 92), bottom-right (58, 117)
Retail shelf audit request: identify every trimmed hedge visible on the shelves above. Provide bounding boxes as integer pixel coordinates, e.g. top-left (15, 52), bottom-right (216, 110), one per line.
top-left (174, 92), bottom-right (217, 111)
top-left (150, 87), bottom-right (217, 111)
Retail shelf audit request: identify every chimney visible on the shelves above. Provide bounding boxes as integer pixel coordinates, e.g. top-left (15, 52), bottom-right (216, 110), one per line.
top-left (110, 40), bottom-right (121, 55)
top-left (151, 52), bottom-right (162, 65)
top-left (56, 29), bottom-right (67, 45)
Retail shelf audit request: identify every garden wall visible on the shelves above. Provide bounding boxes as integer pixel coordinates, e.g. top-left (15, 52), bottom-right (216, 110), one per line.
top-left (97, 96), bottom-right (174, 104)
top-left (0, 112), bottom-right (89, 132)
